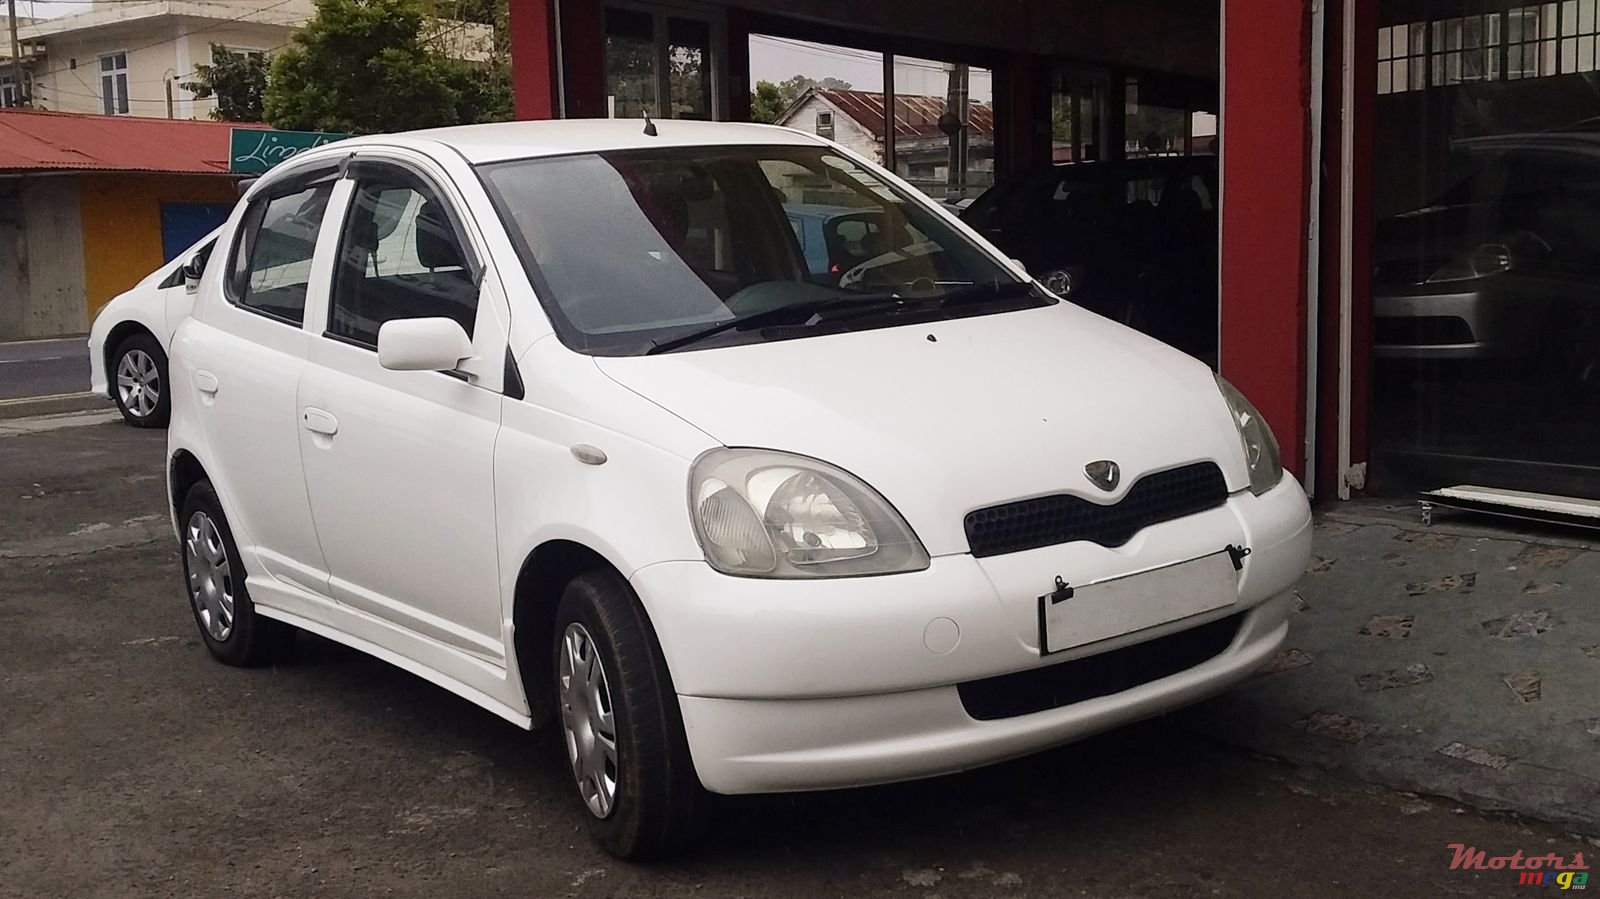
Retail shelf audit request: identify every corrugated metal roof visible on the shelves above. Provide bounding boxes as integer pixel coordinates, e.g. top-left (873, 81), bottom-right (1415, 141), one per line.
top-left (0, 108), bottom-right (268, 175)
top-left (816, 89), bottom-right (996, 140)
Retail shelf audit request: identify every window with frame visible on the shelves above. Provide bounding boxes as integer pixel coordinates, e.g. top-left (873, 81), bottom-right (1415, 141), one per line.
top-left (1557, 0), bottom-right (1600, 73)
top-left (1507, 4), bottom-right (1559, 78)
top-left (99, 52), bottom-right (129, 115)
top-left (228, 182), bottom-right (334, 325)
top-left (1430, 14), bottom-right (1503, 86)
top-left (815, 111), bottom-right (835, 139)
top-left (1378, 22), bottom-right (1428, 94)
top-left (328, 169), bottom-right (478, 348)
top-left (0, 73), bottom-right (25, 108)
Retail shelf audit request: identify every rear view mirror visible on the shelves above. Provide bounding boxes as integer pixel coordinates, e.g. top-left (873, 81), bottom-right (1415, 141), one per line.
top-left (377, 318), bottom-right (474, 373)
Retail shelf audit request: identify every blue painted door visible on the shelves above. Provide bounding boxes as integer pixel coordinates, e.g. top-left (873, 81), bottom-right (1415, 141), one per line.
top-left (159, 202), bottom-right (234, 263)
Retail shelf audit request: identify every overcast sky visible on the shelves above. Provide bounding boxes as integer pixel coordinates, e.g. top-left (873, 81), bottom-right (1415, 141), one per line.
top-left (19, 0), bottom-right (92, 18)
top-left (749, 35), bottom-right (993, 103)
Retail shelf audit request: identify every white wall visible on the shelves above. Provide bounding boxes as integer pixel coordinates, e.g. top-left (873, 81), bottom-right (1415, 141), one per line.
top-left (31, 15), bottom-right (293, 118)
top-left (781, 95), bottom-right (882, 163)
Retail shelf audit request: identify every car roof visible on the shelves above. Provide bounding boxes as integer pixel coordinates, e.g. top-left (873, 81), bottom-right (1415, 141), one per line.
top-left (343, 119), bottom-right (832, 165)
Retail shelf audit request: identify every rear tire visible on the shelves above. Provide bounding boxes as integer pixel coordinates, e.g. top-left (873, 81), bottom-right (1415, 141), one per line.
top-left (110, 332), bottom-right (170, 428)
top-left (552, 570), bottom-right (705, 860)
top-left (179, 481), bottom-right (295, 667)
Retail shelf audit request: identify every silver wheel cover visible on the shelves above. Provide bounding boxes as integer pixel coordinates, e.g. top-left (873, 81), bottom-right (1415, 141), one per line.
top-left (558, 622), bottom-right (619, 819)
top-left (185, 511), bottom-right (235, 641)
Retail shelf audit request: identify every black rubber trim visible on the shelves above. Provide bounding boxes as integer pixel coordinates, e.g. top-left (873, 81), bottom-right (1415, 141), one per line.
top-left (958, 612), bottom-right (1244, 721)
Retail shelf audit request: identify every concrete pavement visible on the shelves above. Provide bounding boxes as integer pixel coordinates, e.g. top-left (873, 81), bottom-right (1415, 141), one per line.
top-left (1191, 501), bottom-right (1600, 836)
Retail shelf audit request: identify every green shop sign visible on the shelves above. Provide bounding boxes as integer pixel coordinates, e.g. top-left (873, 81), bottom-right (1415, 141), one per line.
top-left (229, 128), bottom-right (348, 174)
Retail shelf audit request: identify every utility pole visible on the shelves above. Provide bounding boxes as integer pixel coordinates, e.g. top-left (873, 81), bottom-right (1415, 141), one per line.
top-left (939, 63), bottom-right (970, 202)
top-left (6, 0), bottom-right (27, 107)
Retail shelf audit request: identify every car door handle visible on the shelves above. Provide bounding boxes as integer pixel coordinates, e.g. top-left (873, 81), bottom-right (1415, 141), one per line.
top-left (302, 407), bottom-right (339, 436)
top-left (194, 370), bottom-right (219, 396)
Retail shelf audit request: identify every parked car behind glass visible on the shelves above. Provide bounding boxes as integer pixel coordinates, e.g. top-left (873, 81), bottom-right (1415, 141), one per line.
top-left (166, 121), bottom-right (1310, 859)
top-left (1373, 132), bottom-right (1600, 385)
top-left (961, 155), bottom-right (1220, 362)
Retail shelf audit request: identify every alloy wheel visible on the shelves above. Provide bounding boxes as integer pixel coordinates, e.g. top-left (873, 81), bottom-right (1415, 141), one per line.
top-left (184, 511), bottom-right (234, 641)
top-left (116, 348), bottom-right (161, 419)
top-left (559, 622), bottom-right (619, 819)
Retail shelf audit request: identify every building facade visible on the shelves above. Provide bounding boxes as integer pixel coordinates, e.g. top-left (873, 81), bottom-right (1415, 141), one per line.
top-left (9, 0), bottom-right (313, 119)
top-left (0, 109), bottom-right (254, 340)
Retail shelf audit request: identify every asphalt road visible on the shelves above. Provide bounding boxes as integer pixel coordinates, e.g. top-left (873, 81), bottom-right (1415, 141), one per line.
top-left (1, 418), bottom-right (1589, 898)
top-left (0, 337), bottom-right (92, 401)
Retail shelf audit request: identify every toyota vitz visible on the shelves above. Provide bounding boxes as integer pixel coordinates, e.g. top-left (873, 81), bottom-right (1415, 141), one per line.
top-left (166, 119), bottom-right (1312, 859)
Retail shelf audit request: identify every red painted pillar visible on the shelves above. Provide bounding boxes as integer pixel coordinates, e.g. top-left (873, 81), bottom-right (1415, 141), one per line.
top-left (1219, 0), bottom-right (1312, 480)
top-left (509, 0), bottom-right (557, 119)
top-left (561, 0), bottom-right (607, 118)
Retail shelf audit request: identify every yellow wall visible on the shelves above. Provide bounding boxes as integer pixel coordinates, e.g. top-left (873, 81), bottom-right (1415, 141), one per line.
top-left (78, 174), bottom-right (239, 320)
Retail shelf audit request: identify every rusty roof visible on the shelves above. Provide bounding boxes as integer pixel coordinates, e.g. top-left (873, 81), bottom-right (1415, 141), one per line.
top-left (814, 88), bottom-right (995, 140)
top-left (0, 108), bottom-right (269, 175)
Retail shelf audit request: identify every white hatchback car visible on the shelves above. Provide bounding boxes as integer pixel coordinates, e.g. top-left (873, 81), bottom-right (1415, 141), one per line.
top-left (167, 120), bottom-right (1312, 859)
top-left (88, 231), bottom-right (219, 427)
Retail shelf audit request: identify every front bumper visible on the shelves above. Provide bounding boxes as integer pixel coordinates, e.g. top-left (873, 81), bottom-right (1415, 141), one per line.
top-left (1373, 285), bottom-right (1544, 360)
top-left (631, 475), bottom-right (1312, 794)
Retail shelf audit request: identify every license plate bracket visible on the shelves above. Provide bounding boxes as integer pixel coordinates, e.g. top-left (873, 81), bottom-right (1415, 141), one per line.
top-left (1038, 548), bottom-right (1243, 656)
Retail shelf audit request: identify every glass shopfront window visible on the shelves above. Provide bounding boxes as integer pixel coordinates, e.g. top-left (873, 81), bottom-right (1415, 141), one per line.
top-left (1371, 1), bottom-right (1600, 498)
top-left (889, 55), bottom-right (996, 202)
top-left (604, 4), bottom-right (723, 121)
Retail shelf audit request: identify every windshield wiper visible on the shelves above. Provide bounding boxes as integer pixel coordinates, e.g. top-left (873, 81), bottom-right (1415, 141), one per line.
top-left (645, 293), bottom-right (902, 355)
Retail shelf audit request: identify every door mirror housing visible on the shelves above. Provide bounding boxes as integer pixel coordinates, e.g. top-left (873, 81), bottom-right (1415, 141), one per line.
top-left (181, 254), bottom-right (206, 294)
top-left (376, 318), bottom-right (474, 373)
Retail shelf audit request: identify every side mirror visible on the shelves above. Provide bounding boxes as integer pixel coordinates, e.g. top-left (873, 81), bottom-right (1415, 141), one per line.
top-left (181, 255), bottom-right (205, 294)
top-left (377, 318), bottom-right (474, 373)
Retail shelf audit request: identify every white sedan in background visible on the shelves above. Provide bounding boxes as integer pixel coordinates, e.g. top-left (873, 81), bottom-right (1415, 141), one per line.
top-left (166, 120), bottom-right (1312, 859)
top-left (87, 231), bottom-right (219, 427)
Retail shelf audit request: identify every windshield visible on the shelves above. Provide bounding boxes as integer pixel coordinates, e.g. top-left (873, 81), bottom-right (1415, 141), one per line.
top-left (477, 145), bottom-right (1047, 355)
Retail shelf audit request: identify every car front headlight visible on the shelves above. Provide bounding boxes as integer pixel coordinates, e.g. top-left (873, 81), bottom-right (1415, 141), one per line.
top-left (689, 448), bottom-right (930, 578)
top-left (1427, 243), bottom-right (1513, 283)
top-left (1215, 375), bottom-right (1284, 497)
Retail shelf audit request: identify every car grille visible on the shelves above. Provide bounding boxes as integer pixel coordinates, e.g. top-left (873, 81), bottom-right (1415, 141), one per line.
top-left (1374, 315), bottom-right (1475, 346)
top-left (963, 462), bottom-right (1229, 558)
top-left (957, 612), bottom-right (1244, 721)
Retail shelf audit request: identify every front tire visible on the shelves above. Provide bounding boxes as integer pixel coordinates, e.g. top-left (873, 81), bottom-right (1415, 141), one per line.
top-left (553, 571), bottom-right (704, 860)
top-left (110, 332), bottom-right (170, 428)
top-left (179, 481), bottom-right (294, 667)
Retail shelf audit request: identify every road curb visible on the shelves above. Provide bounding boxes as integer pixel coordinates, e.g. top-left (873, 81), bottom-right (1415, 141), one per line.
top-left (0, 392), bottom-right (108, 421)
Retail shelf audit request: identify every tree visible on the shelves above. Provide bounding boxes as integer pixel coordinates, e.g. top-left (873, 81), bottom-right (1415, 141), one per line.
top-left (181, 45), bottom-right (268, 122)
top-left (264, 0), bottom-right (511, 134)
top-left (749, 80), bottom-right (784, 124)
top-left (776, 75), bottom-right (852, 108)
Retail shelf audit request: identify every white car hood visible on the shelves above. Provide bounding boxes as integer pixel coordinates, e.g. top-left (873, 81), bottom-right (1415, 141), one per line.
top-left (595, 303), bottom-right (1250, 556)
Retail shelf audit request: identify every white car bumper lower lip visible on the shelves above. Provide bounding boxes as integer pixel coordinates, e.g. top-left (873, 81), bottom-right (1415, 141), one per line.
top-left (630, 475), bottom-right (1311, 795)
top-left (678, 591), bottom-right (1291, 794)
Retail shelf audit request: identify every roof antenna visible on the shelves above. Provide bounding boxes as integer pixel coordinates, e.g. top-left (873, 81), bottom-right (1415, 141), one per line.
top-left (642, 110), bottom-right (658, 137)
